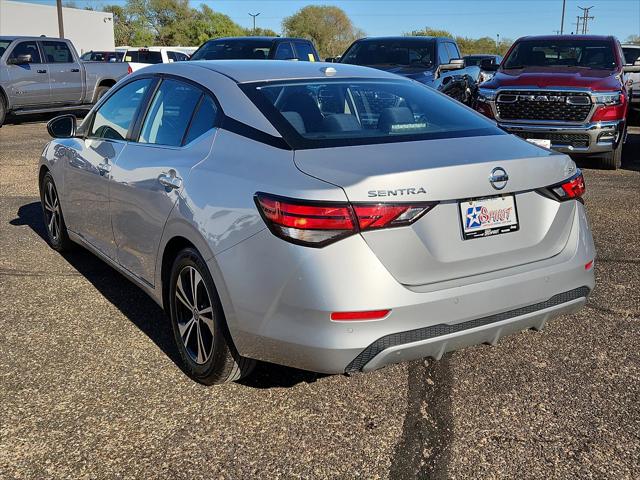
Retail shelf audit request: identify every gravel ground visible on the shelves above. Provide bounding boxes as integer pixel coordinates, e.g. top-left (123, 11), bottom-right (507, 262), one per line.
top-left (0, 119), bottom-right (638, 479)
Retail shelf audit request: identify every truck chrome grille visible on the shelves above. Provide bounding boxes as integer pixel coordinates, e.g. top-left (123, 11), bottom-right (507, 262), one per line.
top-left (496, 90), bottom-right (592, 122)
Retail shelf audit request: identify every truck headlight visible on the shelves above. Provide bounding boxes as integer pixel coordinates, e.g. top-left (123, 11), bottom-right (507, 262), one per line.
top-left (593, 92), bottom-right (622, 105)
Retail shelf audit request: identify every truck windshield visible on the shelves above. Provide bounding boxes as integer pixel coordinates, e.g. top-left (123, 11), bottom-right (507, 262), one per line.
top-left (341, 41), bottom-right (435, 67)
top-left (503, 39), bottom-right (617, 70)
top-left (243, 79), bottom-right (501, 149)
top-left (0, 40), bottom-right (12, 58)
top-left (191, 40), bottom-right (273, 60)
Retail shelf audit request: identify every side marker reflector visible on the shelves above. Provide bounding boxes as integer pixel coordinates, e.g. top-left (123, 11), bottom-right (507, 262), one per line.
top-left (331, 309), bottom-right (391, 321)
top-left (585, 260), bottom-right (594, 270)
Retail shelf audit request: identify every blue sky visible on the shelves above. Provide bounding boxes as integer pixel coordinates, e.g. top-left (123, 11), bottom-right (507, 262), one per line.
top-left (20, 0), bottom-right (640, 41)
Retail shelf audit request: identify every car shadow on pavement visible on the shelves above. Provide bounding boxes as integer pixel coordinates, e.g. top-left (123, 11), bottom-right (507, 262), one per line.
top-left (11, 201), bottom-right (324, 389)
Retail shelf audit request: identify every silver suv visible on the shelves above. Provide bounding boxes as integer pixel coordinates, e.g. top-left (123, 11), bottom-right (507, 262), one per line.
top-left (39, 61), bottom-right (595, 384)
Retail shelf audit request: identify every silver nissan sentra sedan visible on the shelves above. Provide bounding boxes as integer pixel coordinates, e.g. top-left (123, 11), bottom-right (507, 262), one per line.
top-left (39, 60), bottom-right (595, 384)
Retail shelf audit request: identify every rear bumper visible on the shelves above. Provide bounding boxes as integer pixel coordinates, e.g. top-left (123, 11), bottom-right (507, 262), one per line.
top-left (499, 120), bottom-right (623, 155)
top-left (215, 202), bottom-right (595, 374)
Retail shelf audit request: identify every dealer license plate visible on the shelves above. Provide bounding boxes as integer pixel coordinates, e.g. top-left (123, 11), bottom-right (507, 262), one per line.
top-left (459, 195), bottom-right (519, 240)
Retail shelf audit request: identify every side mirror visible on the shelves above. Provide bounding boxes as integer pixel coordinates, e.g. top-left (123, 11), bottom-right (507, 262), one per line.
top-left (47, 114), bottom-right (77, 139)
top-left (480, 58), bottom-right (499, 71)
top-left (325, 57), bottom-right (336, 63)
top-left (7, 54), bottom-right (33, 65)
top-left (440, 58), bottom-right (465, 71)
top-left (623, 64), bottom-right (640, 73)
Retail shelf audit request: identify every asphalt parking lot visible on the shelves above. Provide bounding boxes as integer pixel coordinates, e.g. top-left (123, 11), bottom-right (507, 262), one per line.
top-left (0, 119), bottom-right (638, 479)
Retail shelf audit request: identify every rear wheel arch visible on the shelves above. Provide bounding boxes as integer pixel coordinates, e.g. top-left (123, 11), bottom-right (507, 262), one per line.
top-left (161, 236), bottom-right (197, 312)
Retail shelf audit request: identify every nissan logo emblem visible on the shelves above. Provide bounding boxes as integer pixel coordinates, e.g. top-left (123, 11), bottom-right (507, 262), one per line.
top-left (489, 167), bottom-right (508, 190)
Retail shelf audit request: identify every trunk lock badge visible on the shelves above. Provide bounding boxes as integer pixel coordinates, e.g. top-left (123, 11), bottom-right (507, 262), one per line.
top-left (489, 167), bottom-right (509, 190)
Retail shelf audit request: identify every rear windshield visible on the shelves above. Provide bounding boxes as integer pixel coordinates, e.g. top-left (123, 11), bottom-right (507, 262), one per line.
top-left (243, 79), bottom-right (502, 149)
top-left (503, 39), bottom-right (617, 70)
top-left (125, 50), bottom-right (163, 64)
top-left (341, 41), bottom-right (435, 68)
top-left (465, 56), bottom-right (501, 66)
top-left (191, 40), bottom-right (273, 60)
top-left (623, 47), bottom-right (640, 65)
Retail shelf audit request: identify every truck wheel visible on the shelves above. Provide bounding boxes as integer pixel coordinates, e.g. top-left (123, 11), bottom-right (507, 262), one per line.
top-left (94, 86), bottom-right (110, 103)
top-left (0, 94), bottom-right (6, 128)
top-left (599, 141), bottom-right (623, 170)
top-left (168, 247), bottom-right (255, 385)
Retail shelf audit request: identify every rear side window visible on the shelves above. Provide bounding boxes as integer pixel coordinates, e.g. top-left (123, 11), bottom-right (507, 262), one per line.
top-left (126, 50), bottom-right (163, 64)
top-left (184, 96), bottom-right (218, 144)
top-left (191, 40), bottom-right (272, 60)
top-left (294, 42), bottom-right (317, 62)
top-left (139, 79), bottom-right (203, 147)
top-left (9, 41), bottom-right (42, 63)
top-left (90, 78), bottom-right (153, 140)
top-left (274, 42), bottom-right (295, 60)
top-left (42, 41), bottom-right (74, 63)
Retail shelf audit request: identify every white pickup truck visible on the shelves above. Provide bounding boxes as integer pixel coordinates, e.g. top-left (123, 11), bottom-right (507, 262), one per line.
top-left (123, 47), bottom-right (190, 72)
top-left (0, 36), bottom-right (130, 127)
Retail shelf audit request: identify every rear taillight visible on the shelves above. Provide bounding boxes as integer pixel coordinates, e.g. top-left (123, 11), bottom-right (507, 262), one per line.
top-left (127, 65), bottom-right (133, 74)
top-left (255, 193), bottom-right (437, 247)
top-left (545, 170), bottom-right (586, 202)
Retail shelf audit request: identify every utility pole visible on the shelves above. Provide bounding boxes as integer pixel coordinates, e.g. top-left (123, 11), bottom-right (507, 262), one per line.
top-left (248, 12), bottom-right (260, 35)
top-left (578, 6), bottom-right (594, 34)
top-left (496, 33), bottom-right (500, 54)
top-left (574, 15), bottom-right (582, 35)
top-left (56, 0), bottom-right (64, 38)
top-left (560, 0), bottom-right (566, 34)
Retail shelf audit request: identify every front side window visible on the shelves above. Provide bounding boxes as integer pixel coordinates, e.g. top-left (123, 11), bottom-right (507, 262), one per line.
top-left (90, 78), bottom-right (153, 140)
top-left (438, 44), bottom-right (451, 65)
top-left (503, 40), bottom-right (617, 70)
top-left (139, 79), bottom-right (203, 147)
top-left (245, 79), bottom-right (502, 149)
top-left (0, 40), bottom-right (13, 58)
top-left (341, 41), bottom-right (435, 67)
top-left (42, 41), bottom-right (74, 63)
top-left (190, 40), bottom-right (272, 60)
top-left (274, 42), bottom-right (295, 60)
top-left (9, 41), bottom-right (42, 63)
top-left (294, 42), bottom-right (317, 62)
top-left (445, 43), bottom-right (460, 60)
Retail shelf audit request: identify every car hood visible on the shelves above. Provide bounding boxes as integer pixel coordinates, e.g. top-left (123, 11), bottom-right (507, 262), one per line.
top-left (484, 67), bottom-right (622, 91)
top-left (363, 64), bottom-right (436, 81)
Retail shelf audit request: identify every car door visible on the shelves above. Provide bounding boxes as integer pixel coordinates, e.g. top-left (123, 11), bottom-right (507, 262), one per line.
top-left (4, 40), bottom-right (50, 107)
top-left (109, 78), bottom-right (219, 284)
top-left (63, 77), bottom-right (155, 259)
top-left (40, 40), bottom-right (83, 104)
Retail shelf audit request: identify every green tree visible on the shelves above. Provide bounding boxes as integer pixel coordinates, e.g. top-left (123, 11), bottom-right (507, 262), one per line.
top-left (406, 26), bottom-right (512, 56)
top-left (626, 35), bottom-right (640, 45)
top-left (282, 5), bottom-right (363, 59)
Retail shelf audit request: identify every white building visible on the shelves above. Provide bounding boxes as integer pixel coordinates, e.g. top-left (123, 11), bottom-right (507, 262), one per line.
top-left (0, 0), bottom-right (115, 53)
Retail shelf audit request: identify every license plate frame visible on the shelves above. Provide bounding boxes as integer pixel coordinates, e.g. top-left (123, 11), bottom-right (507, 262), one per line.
top-left (459, 194), bottom-right (519, 240)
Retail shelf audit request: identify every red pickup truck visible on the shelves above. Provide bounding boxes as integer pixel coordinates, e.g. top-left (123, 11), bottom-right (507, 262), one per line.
top-left (476, 35), bottom-right (639, 169)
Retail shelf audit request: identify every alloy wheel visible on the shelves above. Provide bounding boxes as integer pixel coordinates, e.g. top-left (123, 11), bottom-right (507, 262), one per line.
top-left (43, 180), bottom-right (61, 241)
top-left (175, 265), bottom-right (215, 364)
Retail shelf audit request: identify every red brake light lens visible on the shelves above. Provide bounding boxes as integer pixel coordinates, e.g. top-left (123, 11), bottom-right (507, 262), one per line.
top-left (255, 193), bottom-right (437, 247)
top-left (331, 309), bottom-right (391, 321)
top-left (547, 170), bottom-right (586, 202)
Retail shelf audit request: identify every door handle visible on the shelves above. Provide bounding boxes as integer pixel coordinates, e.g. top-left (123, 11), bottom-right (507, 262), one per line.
top-left (158, 173), bottom-right (182, 190)
top-left (37, 69), bottom-right (47, 74)
top-left (97, 162), bottom-right (111, 175)
top-left (70, 68), bottom-right (80, 72)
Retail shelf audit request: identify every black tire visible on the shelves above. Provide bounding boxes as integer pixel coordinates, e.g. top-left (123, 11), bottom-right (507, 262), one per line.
top-left (94, 86), bottom-right (110, 103)
top-left (600, 139), bottom-right (623, 170)
top-left (0, 93), bottom-right (6, 128)
top-left (40, 172), bottom-right (74, 252)
top-left (168, 247), bottom-right (255, 384)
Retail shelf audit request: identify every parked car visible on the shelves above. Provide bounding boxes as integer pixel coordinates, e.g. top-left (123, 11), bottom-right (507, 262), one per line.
top-left (40, 60), bottom-right (595, 384)
top-left (0, 36), bottom-right (130, 127)
top-left (190, 37), bottom-right (320, 62)
top-left (80, 51), bottom-right (123, 63)
top-left (338, 36), bottom-right (481, 106)
top-left (475, 35), bottom-right (639, 169)
top-left (622, 44), bottom-right (640, 112)
top-left (124, 47), bottom-right (190, 72)
top-left (464, 54), bottom-right (502, 83)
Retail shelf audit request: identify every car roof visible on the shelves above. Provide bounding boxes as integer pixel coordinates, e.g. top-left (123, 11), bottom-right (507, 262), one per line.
top-left (355, 36), bottom-right (450, 43)
top-left (622, 44), bottom-right (640, 48)
top-left (204, 37), bottom-right (311, 43)
top-left (0, 35), bottom-right (64, 42)
top-left (518, 34), bottom-right (614, 42)
top-left (186, 59), bottom-right (405, 83)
